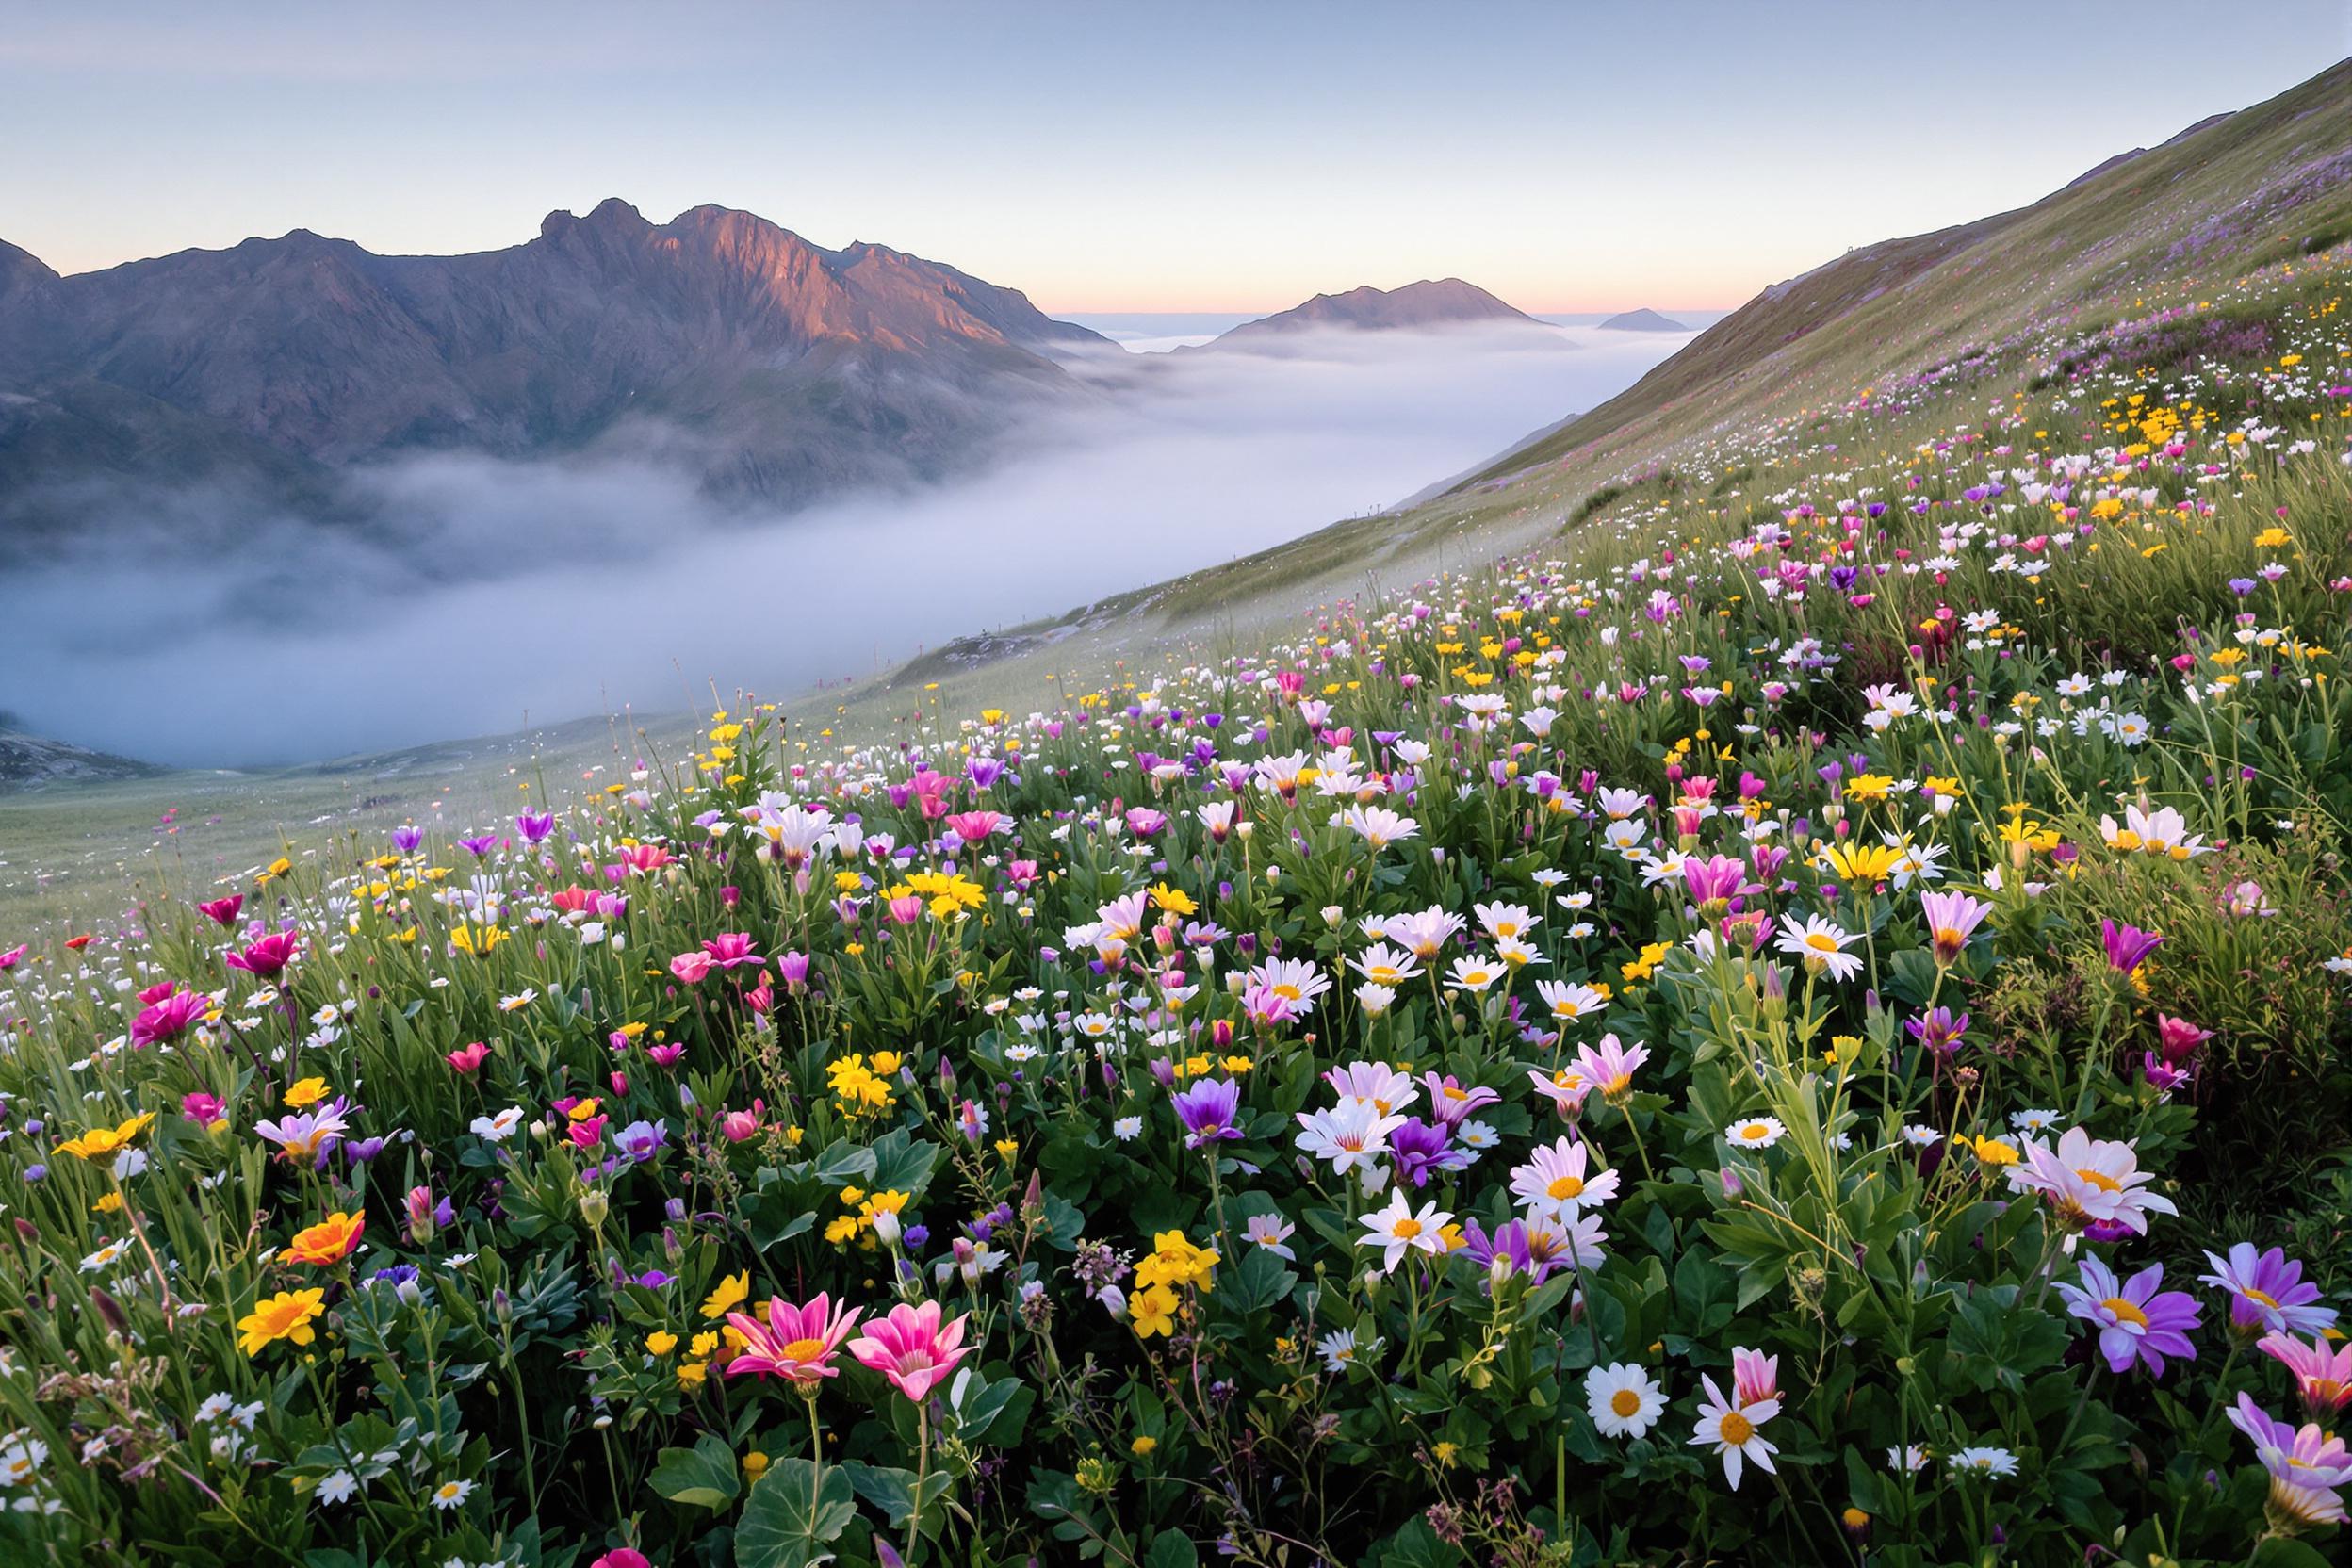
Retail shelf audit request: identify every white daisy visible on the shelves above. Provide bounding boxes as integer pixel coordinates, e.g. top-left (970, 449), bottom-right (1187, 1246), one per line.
top-left (1585, 1363), bottom-right (1666, 1439)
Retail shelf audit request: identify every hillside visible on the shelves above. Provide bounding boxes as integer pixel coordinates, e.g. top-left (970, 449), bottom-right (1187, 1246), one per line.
top-left (0, 721), bottom-right (159, 788)
top-left (0, 199), bottom-right (1112, 531)
top-left (1449, 66), bottom-right (2351, 493)
top-left (840, 58), bottom-right (2352, 718)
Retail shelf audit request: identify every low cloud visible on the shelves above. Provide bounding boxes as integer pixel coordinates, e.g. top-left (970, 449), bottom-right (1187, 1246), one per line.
top-left (1, 321), bottom-right (1690, 766)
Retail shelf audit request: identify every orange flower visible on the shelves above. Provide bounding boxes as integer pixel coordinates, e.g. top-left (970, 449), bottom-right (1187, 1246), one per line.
top-left (286, 1210), bottom-right (365, 1266)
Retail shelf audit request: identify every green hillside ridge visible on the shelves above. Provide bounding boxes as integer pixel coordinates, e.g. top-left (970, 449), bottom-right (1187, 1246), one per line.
top-left (829, 58), bottom-right (2352, 721)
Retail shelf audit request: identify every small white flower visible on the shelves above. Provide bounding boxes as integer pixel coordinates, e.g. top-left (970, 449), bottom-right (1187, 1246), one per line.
top-left (1585, 1363), bottom-right (1666, 1439)
top-left (1950, 1446), bottom-right (2017, 1478)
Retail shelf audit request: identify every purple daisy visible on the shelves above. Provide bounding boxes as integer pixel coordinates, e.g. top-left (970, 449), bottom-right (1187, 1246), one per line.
top-left (2055, 1256), bottom-right (2200, 1377)
top-left (2099, 919), bottom-right (2164, 974)
top-left (1387, 1118), bottom-right (1468, 1187)
top-left (2198, 1244), bottom-right (2339, 1339)
top-left (1458, 1217), bottom-right (1535, 1287)
top-left (1170, 1077), bottom-right (1244, 1148)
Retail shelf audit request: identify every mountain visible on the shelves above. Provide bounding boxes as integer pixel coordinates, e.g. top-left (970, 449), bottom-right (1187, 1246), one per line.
top-left (1204, 279), bottom-right (1541, 347)
top-left (0, 716), bottom-right (159, 789)
top-left (0, 199), bottom-right (1114, 532)
top-left (1597, 307), bottom-right (1689, 332)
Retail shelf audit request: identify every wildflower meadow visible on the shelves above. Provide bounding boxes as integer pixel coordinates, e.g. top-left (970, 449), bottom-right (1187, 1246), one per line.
top-left (6, 227), bottom-right (2352, 1568)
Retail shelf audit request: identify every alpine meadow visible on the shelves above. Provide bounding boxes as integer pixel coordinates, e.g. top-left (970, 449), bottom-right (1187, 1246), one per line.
top-left (3, 15), bottom-right (2352, 1568)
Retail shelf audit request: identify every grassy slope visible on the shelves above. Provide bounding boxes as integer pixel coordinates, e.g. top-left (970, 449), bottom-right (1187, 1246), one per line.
top-left (6, 60), bottom-right (2348, 930)
top-left (799, 60), bottom-right (2352, 747)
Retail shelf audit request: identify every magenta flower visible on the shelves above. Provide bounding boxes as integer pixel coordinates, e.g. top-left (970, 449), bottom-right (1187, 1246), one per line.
top-left (1681, 855), bottom-right (1753, 909)
top-left (726, 1292), bottom-right (864, 1384)
top-left (195, 894), bottom-right (244, 927)
top-left (2199, 1245), bottom-right (2338, 1339)
top-left (1171, 1077), bottom-right (1244, 1148)
top-left (2099, 919), bottom-right (2164, 974)
top-left (944, 809), bottom-right (1003, 844)
top-left (130, 986), bottom-right (212, 1047)
top-left (848, 1300), bottom-right (975, 1402)
top-left (2055, 1256), bottom-right (2200, 1377)
top-left (2154, 1013), bottom-right (2212, 1065)
top-left (226, 932), bottom-right (301, 978)
top-left (2259, 1331), bottom-right (2352, 1421)
top-left (699, 932), bottom-right (763, 970)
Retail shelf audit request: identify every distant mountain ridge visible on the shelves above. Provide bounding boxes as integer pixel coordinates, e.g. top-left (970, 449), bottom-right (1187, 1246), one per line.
top-left (0, 199), bottom-right (1113, 529)
top-left (1204, 278), bottom-right (1541, 347)
top-left (1597, 307), bottom-right (1688, 332)
top-left (0, 715), bottom-right (159, 789)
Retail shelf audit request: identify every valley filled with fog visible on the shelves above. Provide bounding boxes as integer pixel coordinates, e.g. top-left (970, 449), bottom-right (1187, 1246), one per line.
top-left (1, 319), bottom-right (1701, 766)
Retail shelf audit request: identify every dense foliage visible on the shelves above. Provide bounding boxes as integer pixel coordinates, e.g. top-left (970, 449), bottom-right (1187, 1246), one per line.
top-left (4, 259), bottom-right (2352, 1568)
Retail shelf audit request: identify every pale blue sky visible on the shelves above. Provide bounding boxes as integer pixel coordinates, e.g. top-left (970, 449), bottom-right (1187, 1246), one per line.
top-left (4, 1), bottom-right (2344, 311)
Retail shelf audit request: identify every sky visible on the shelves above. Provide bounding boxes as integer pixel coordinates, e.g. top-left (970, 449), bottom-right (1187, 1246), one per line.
top-left (4, 2), bottom-right (2344, 314)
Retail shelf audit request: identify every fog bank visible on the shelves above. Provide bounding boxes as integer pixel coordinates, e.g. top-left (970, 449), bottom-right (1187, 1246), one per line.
top-left (1, 321), bottom-right (1692, 766)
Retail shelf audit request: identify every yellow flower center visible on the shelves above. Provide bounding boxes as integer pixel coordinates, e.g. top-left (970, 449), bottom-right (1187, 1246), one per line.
top-left (1718, 1411), bottom-right (1755, 1446)
top-left (1393, 1218), bottom-right (1423, 1240)
top-left (2073, 1168), bottom-right (2123, 1193)
top-left (783, 1337), bottom-right (826, 1362)
top-left (2101, 1297), bottom-right (2148, 1329)
top-left (1610, 1389), bottom-right (1642, 1417)
top-left (1805, 933), bottom-right (1838, 953)
top-left (1546, 1175), bottom-right (1586, 1200)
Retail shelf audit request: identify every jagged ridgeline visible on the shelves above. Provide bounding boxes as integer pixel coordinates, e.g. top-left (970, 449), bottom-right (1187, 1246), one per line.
top-left (0, 200), bottom-right (1114, 533)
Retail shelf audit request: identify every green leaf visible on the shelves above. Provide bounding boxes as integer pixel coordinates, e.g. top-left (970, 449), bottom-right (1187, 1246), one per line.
top-left (1372, 1515), bottom-right (1464, 1568)
top-left (652, 1432), bottom-right (743, 1511)
top-left (1226, 1245), bottom-right (1298, 1314)
top-left (735, 1460), bottom-right (857, 1568)
top-left (841, 1461), bottom-right (953, 1527)
top-left (811, 1143), bottom-right (876, 1188)
top-left (1672, 1248), bottom-right (1733, 1334)
top-left (1144, 1530), bottom-right (1201, 1568)
top-left (867, 1127), bottom-right (941, 1196)
top-left (948, 1365), bottom-right (1023, 1438)
top-left (747, 1190), bottom-right (817, 1252)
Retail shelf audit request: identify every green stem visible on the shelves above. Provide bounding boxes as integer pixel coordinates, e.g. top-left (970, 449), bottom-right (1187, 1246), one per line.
top-left (906, 1400), bottom-right (929, 1564)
